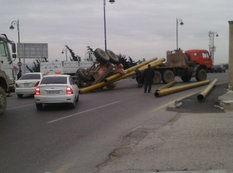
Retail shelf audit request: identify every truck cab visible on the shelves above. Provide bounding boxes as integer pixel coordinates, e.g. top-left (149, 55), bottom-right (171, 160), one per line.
top-left (185, 49), bottom-right (213, 69)
top-left (0, 34), bottom-right (16, 115)
top-left (0, 34), bottom-right (16, 92)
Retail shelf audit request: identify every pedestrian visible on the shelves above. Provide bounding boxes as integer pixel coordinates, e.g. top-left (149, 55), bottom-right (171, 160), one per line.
top-left (143, 64), bottom-right (154, 93)
top-left (17, 70), bottom-right (22, 79)
top-left (135, 69), bottom-right (143, 88)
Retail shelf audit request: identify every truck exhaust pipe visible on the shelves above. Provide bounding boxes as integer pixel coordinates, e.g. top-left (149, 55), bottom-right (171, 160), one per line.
top-left (197, 78), bottom-right (218, 101)
top-left (155, 80), bottom-right (210, 97)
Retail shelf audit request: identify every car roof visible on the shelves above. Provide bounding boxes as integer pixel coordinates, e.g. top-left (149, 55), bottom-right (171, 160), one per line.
top-left (23, 72), bottom-right (43, 75)
top-left (43, 74), bottom-right (70, 77)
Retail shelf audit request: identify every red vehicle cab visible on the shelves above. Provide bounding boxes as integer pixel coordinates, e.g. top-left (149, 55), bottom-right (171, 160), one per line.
top-left (185, 49), bottom-right (213, 69)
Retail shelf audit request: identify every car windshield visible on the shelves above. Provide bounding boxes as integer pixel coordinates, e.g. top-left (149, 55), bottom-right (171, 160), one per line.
top-left (20, 74), bottom-right (41, 80)
top-left (40, 76), bottom-right (67, 84)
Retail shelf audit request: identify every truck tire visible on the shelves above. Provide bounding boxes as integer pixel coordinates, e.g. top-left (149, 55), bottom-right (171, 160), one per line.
top-left (76, 68), bottom-right (92, 82)
top-left (162, 70), bottom-right (175, 84)
top-left (107, 50), bottom-right (119, 64)
top-left (153, 70), bottom-right (162, 84)
top-left (76, 68), bottom-right (86, 79)
top-left (94, 48), bottom-right (110, 63)
top-left (181, 75), bottom-right (192, 82)
top-left (181, 70), bottom-right (192, 82)
top-left (0, 87), bottom-right (7, 115)
top-left (196, 68), bottom-right (207, 81)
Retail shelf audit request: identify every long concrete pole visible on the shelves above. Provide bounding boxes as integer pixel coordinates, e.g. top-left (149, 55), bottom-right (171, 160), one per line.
top-left (229, 21), bottom-right (233, 90)
top-left (197, 78), bottom-right (218, 101)
top-left (155, 80), bottom-right (210, 97)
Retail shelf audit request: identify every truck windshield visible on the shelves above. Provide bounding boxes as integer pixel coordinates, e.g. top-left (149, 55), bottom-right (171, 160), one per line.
top-left (0, 41), bottom-right (7, 57)
top-left (202, 52), bottom-right (209, 58)
top-left (40, 76), bottom-right (67, 84)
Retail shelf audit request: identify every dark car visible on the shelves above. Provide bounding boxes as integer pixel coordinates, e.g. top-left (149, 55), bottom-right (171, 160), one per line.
top-left (212, 65), bottom-right (226, 73)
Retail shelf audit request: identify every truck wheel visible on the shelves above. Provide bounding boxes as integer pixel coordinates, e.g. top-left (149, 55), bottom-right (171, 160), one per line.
top-left (153, 70), bottom-right (162, 84)
top-left (162, 70), bottom-right (175, 84)
top-left (181, 71), bottom-right (192, 82)
top-left (0, 87), bottom-right (6, 115)
top-left (181, 75), bottom-right (192, 82)
top-left (196, 68), bottom-right (207, 81)
top-left (76, 68), bottom-right (92, 82)
top-left (107, 50), bottom-right (119, 64)
top-left (76, 68), bottom-right (87, 80)
top-left (94, 48), bottom-right (110, 63)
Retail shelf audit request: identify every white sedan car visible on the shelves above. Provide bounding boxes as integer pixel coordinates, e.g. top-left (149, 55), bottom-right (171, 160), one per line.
top-left (34, 75), bottom-right (79, 110)
top-left (15, 72), bottom-right (43, 98)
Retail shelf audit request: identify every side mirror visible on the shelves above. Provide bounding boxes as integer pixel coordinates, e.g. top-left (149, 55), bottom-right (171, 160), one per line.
top-left (12, 43), bottom-right (16, 53)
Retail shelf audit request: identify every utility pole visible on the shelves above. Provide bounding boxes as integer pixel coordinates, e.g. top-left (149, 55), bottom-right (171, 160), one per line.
top-left (228, 21), bottom-right (233, 90)
top-left (208, 31), bottom-right (218, 65)
top-left (176, 18), bottom-right (184, 50)
top-left (103, 0), bottom-right (115, 52)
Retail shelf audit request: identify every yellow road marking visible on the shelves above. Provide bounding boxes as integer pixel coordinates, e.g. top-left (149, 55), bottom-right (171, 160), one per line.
top-left (151, 90), bottom-right (202, 113)
top-left (54, 162), bottom-right (74, 173)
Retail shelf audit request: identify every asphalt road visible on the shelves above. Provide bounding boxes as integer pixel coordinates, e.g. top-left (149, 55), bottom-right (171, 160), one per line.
top-left (0, 72), bottom-right (228, 173)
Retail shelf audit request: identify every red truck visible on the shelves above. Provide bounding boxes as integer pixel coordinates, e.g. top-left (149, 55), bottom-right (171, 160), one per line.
top-left (153, 49), bottom-right (213, 84)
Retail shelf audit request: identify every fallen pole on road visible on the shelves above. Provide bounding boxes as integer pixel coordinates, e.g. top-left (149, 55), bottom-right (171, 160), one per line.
top-left (105, 57), bottom-right (158, 82)
top-left (156, 80), bottom-right (176, 91)
top-left (197, 78), bottom-right (218, 102)
top-left (154, 80), bottom-right (210, 97)
top-left (80, 58), bottom-right (165, 93)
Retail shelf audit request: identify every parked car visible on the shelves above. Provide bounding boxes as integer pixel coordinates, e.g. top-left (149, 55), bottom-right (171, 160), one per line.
top-left (15, 72), bottom-right (43, 98)
top-left (34, 75), bottom-right (79, 110)
top-left (212, 65), bottom-right (226, 73)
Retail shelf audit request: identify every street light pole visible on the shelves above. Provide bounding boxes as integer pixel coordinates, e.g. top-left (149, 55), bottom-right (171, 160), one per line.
top-left (176, 18), bottom-right (184, 50)
top-left (10, 19), bottom-right (22, 76)
top-left (103, 0), bottom-right (115, 52)
top-left (103, 0), bottom-right (107, 52)
top-left (228, 21), bottom-right (233, 90)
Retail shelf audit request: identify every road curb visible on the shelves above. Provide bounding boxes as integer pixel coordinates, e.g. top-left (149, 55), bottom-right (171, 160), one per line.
top-left (218, 90), bottom-right (233, 111)
top-left (141, 170), bottom-right (231, 173)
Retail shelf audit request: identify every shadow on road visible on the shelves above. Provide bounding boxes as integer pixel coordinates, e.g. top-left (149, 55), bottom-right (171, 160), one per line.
top-left (167, 83), bottom-right (228, 113)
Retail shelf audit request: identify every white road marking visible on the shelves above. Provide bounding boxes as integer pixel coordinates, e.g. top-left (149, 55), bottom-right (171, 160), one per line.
top-left (7, 103), bottom-right (35, 110)
top-left (47, 100), bottom-right (121, 124)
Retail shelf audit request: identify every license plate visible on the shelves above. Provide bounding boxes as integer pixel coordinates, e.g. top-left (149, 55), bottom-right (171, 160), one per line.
top-left (47, 90), bottom-right (60, 94)
top-left (24, 83), bottom-right (30, 87)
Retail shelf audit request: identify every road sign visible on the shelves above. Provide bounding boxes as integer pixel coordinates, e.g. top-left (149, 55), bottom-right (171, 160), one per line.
top-left (18, 61), bottom-right (22, 66)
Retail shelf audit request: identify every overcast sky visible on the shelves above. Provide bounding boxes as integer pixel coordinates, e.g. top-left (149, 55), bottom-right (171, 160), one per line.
top-left (1, 0), bottom-right (232, 64)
